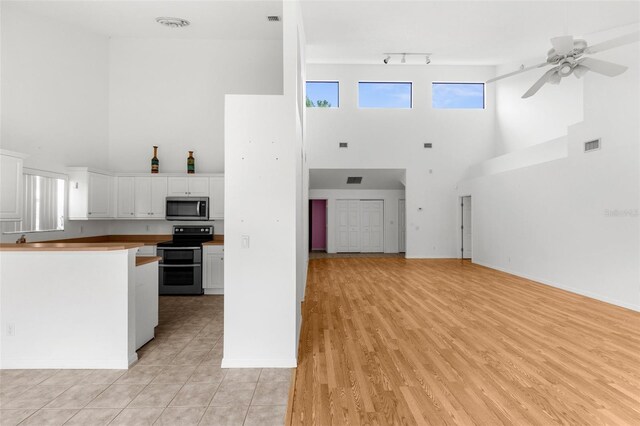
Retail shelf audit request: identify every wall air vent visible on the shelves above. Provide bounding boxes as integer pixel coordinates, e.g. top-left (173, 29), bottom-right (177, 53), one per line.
top-left (267, 16), bottom-right (280, 22)
top-left (339, 142), bottom-right (348, 148)
top-left (424, 143), bottom-right (433, 148)
top-left (584, 139), bottom-right (601, 152)
top-left (346, 177), bottom-right (363, 184)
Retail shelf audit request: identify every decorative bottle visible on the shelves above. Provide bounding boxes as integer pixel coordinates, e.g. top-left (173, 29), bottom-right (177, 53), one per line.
top-left (187, 151), bottom-right (195, 174)
top-left (151, 146), bottom-right (159, 174)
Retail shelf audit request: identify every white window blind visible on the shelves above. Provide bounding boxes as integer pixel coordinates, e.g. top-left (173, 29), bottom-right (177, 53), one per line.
top-left (8, 173), bottom-right (65, 233)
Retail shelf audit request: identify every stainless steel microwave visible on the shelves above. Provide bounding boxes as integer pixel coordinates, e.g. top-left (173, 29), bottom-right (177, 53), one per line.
top-left (166, 197), bottom-right (209, 221)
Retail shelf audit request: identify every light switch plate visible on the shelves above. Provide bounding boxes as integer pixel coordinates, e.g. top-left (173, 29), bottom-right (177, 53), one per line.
top-left (241, 235), bottom-right (250, 249)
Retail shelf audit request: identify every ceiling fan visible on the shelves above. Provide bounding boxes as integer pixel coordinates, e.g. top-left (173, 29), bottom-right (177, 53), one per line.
top-left (487, 31), bottom-right (640, 98)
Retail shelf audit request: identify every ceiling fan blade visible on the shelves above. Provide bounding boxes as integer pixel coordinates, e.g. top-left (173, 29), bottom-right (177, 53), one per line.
top-left (585, 31), bottom-right (640, 54)
top-left (486, 61), bottom-right (549, 83)
top-left (550, 35), bottom-right (575, 55)
top-left (522, 68), bottom-right (559, 98)
top-left (578, 57), bottom-right (628, 77)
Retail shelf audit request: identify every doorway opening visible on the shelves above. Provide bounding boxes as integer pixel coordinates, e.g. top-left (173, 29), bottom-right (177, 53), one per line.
top-left (309, 199), bottom-right (327, 253)
top-left (461, 196), bottom-right (472, 259)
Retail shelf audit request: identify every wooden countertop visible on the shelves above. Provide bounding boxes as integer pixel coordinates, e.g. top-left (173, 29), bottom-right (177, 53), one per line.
top-left (0, 242), bottom-right (144, 251)
top-left (47, 235), bottom-right (173, 246)
top-left (136, 256), bottom-right (162, 266)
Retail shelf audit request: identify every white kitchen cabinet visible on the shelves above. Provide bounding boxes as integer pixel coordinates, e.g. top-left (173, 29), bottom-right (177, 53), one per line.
top-left (203, 245), bottom-right (224, 294)
top-left (0, 150), bottom-right (25, 221)
top-left (117, 177), bottom-right (135, 218)
top-left (134, 177), bottom-right (167, 219)
top-left (68, 168), bottom-right (114, 220)
top-left (167, 176), bottom-right (209, 196)
top-left (209, 176), bottom-right (224, 220)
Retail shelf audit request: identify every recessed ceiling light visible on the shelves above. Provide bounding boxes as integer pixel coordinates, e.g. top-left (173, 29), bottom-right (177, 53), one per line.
top-left (156, 17), bottom-right (190, 28)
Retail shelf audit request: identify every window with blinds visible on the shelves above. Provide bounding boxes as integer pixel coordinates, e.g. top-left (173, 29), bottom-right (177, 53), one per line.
top-left (7, 173), bottom-right (65, 233)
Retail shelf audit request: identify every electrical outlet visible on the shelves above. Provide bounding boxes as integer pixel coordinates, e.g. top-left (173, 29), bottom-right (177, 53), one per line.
top-left (7, 323), bottom-right (15, 336)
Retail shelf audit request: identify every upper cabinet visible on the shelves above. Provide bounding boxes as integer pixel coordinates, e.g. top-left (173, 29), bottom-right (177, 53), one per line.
top-left (134, 177), bottom-right (167, 219)
top-left (167, 176), bottom-right (209, 197)
top-left (0, 150), bottom-right (26, 221)
top-left (117, 177), bottom-right (135, 218)
top-left (70, 170), bottom-right (221, 221)
top-left (209, 176), bottom-right (224, 220)
top-left (68, 168), bottom-right (115, 220)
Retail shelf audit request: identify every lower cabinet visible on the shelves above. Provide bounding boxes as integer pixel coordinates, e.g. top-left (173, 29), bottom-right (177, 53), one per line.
top-left (203, 245), bottom-right (224, 294)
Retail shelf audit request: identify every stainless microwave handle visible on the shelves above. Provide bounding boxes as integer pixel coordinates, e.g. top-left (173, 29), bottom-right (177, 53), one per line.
top-left (159, 264), bottom-right (201, 268)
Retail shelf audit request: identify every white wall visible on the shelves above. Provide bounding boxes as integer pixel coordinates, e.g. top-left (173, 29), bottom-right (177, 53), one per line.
top-left (306, 64), bottom-right (496, 258)
top-left (0, 4), bottom-right (111, 243)
top-left (108, 38), bottom-right (283, 173)
top-left (309, 189), bottom-right (405, 253)
top-left (1, 4), bottom-right (110, 170)
top-left (463, 41), bottom-right (639, 311)
top-left (494, 59), bottom-right (583, 155)
top-left (223, 1), bottom-right (305, 368)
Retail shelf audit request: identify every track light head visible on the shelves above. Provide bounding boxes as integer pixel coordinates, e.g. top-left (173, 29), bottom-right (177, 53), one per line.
top-left (383, 55), bottom-right (391, 64)
top-left (425, 55), bottom-right (431, 65)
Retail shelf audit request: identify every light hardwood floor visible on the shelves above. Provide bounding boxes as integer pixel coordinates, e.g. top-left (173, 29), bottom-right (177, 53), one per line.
top-left (289, 258), bottom-right (640, 425)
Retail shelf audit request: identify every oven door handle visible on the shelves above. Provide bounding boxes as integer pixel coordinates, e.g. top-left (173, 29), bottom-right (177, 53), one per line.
top-left (159, 264), bottom-right (201, 268)
top-left (158, 247), bottom-right (201, 250)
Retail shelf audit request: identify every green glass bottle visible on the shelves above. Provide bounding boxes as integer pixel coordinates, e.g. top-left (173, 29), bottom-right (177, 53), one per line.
top-left (187, 151), bottom-right (195, 174)
top-left (151, 146), bottom-right (159, 174)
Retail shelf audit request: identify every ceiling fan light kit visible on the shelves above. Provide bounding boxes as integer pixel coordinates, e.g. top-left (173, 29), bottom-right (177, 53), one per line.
top-left (486, 31), bottom-right (639, 98)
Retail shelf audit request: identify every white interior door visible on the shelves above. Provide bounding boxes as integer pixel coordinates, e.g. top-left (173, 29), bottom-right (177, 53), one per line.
top-left (360, 201), bottom-right (384, 252)
top-left (462, 196), bottom-right (472, 259)
top-left (335, 200), bottom-right (350, 252)
top-left (398, 199), bottom-right (406, 252)
top-left (347, 200), bottom-right (361, 252)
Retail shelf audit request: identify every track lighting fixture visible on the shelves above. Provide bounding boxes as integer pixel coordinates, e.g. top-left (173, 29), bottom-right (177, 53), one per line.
top-left (383, 53), bottom-right (432, 65)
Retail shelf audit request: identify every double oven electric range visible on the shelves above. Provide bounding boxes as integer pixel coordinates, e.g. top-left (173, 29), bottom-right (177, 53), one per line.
top-left (157, 225), bottom-right (213, 295)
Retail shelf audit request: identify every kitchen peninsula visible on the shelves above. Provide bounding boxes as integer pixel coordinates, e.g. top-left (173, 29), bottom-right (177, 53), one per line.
top-left (0, 242), bottom-right (150, 369)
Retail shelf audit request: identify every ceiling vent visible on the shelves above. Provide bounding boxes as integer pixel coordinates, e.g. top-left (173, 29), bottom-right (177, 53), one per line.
top-left (267, 16), bottom-right (280, 22)
top-left (424, 143), bottom-right (433, 148)
top-left (155, 17), bottom-right (190, 28)
top-left (339, 142), bottom-right (348, 148)
top-left (584, 139), bottom-right (601, 152)
top-left (347, 177), bottom-right (363, 184)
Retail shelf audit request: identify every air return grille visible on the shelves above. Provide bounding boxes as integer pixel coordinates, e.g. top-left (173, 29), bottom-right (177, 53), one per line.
top-left (267, 16), bottom-right (280, 22)
top-left (584, 139), bottom-right (601, 152)
top-left (347, 177), bottom-right (363, 184)
top-left (424, 143), bottom-right (433, 148)
top-left (339, 142), bottom-right (348, 148)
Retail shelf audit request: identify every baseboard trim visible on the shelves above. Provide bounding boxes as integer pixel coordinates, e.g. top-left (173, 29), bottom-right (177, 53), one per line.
top-left (473, 260), bottom-right (640, 313)
top-left (0, 358), bottom-right (131, 369)
top-left (221, 358), bottom-right (297, 368)
top-left (204, 288), bottom-right (224, 295)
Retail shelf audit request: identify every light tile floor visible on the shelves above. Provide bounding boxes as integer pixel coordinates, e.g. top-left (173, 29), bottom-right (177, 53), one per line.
top-left (0, 296), bottom-right (290, 426)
